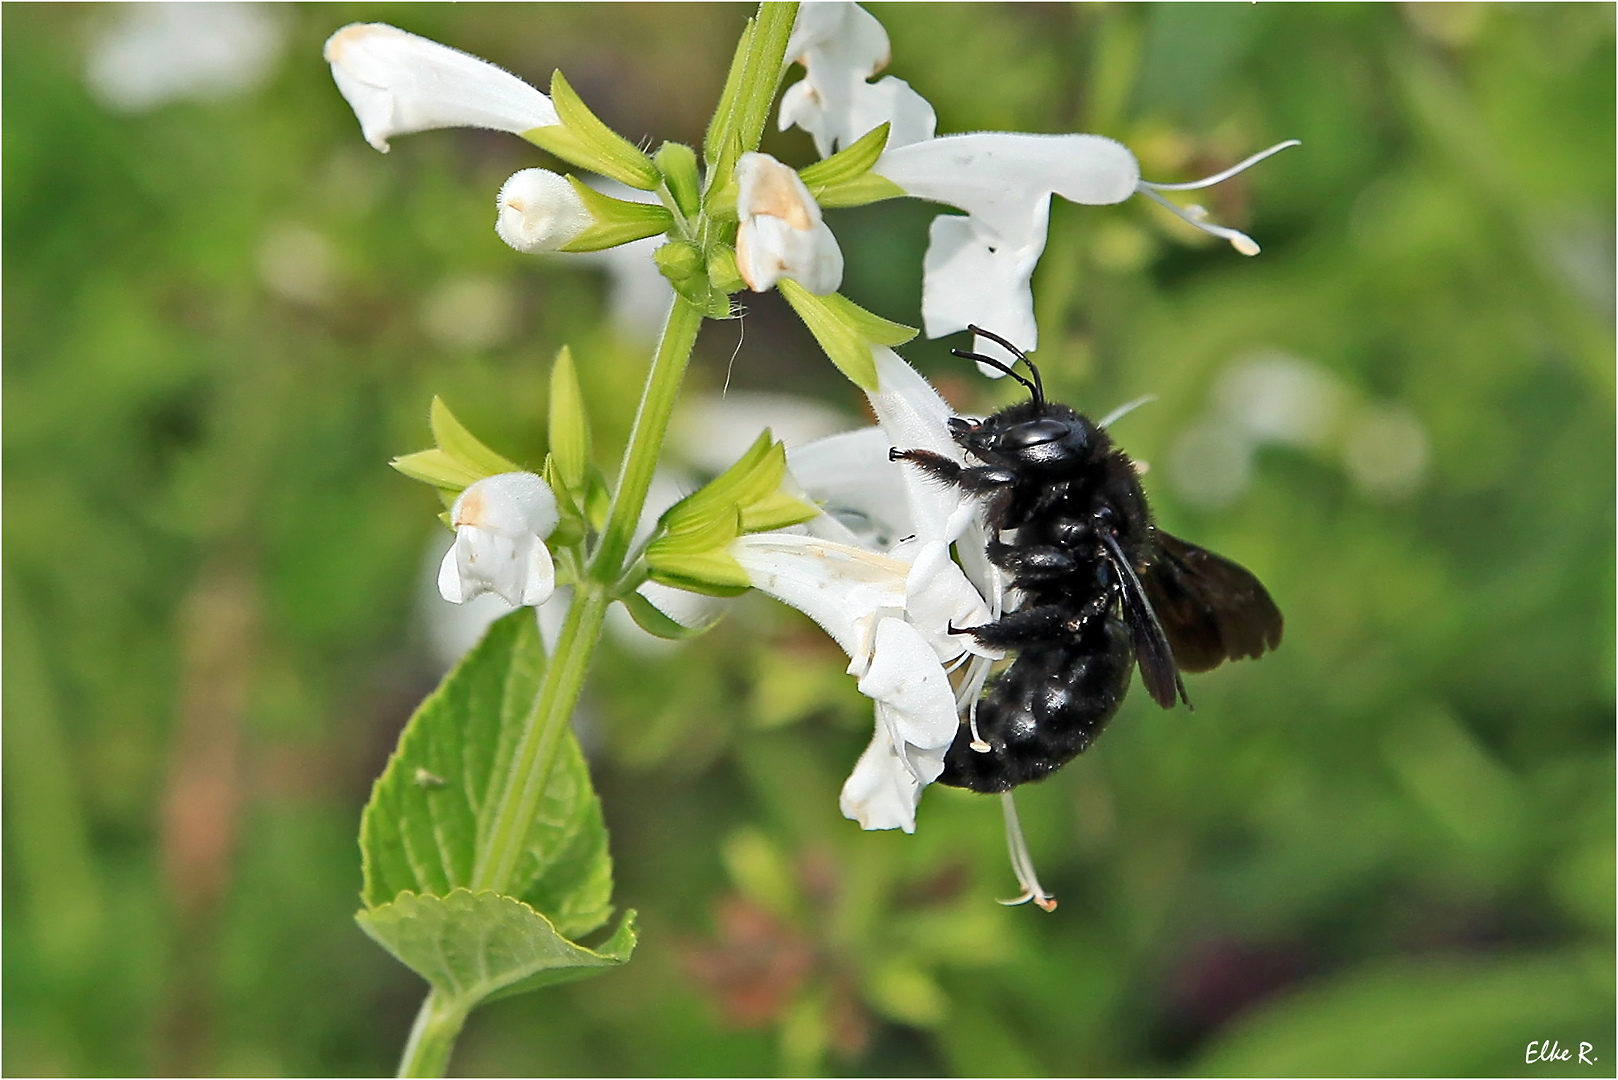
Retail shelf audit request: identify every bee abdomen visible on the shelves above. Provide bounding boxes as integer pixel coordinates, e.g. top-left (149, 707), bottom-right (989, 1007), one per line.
top-left (938, 618), bottom-right (1134, 794)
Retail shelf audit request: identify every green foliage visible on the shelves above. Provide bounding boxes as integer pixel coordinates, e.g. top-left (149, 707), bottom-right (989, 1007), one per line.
top-left (357, 890), bottom-right (636, 1008)
top-left (525, 70), bottom-right (660, 191)
top-left (777, 280), bottom-right (918, 390)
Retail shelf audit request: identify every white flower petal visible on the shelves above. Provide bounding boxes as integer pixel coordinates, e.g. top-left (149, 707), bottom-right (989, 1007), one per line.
top-left (902, 541), bottom-right (998, 663)
top-left (324, 23), bottom-right (558, 152)
top-left (731, 534), bottom-right (908, 658)
top-left (788, 427), bottom-right (911, 548)
top-left (839, 724), bottom-right (923, 832)
top-left (520, 538), bottom-right (556, 606)
top-left (735, 153), bottom-right (844, 294)
top-left (437, 541), bottom-right (464, 604)
top-left (496, 168), bottom-right (592, 254)
top-left (779, 3), bottom-right (936, 157)
top-left (877, 132), bottom-right (1139, 237)
top-left (451, 472), bottom-right (559, 539)
top-left (919, 211), bottom-right (1044, 360)
top-left (867, 348), bottom-right (980, 545)
top-left (858, 617), bottom-right (960, 755)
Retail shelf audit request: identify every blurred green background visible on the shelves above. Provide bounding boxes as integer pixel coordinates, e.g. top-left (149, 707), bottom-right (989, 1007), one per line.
top-left (5, 3), bottom-right (1613, 1076)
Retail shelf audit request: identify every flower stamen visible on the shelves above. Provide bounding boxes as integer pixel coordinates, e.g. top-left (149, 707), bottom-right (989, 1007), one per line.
top-left (997, 792), bottom-right (1056, 911)
top-left (1135, 139), bottom-right (1300, 256)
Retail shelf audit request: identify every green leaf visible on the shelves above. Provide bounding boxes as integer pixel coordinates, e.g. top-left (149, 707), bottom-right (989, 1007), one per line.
top-left (616, 588), bottom-right (722, 641)
top-left (557, 177), bottom-right (673, 252)
top-left (356, 890), bottom-right (636, 1012)
top-left (654, 142), bottom-right (702, 219)
top-left (360, 611), bottom-right (613, 941)
top-left (538, 70), bottom-right (660, 190)
top-left (547, 347), bottom-right (591, 494)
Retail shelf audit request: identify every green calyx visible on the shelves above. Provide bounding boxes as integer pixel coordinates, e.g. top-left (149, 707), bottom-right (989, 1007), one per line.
top-left (797, 123), bottom-right (907, 208)
top-left (655, 241), bottom-right (737, 319)
top-left (644, 430), bottom-right (817, 595)
top-left (776, 282), bottom-right (918, 391)
top-left (524, 70), bottom-right (661, 191)
top-left (558, 178), bottom-right (674, 252)
top-left (391, 397), bottom-right (522, 499)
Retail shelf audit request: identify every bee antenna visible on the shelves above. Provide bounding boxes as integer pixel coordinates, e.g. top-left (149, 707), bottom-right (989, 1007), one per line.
top-left (965, 325), bottom-right (1043, 405)
top-left (951, 349), bottom-right (1040, 399)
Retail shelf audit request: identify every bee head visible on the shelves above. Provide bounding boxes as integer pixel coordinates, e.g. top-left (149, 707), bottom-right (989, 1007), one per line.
top-left (957, 406), bottom-right (1100, 471)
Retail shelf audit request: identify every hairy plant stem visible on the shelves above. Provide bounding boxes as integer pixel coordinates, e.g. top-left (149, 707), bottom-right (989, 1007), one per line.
top-left (392, 5), bottom-right (797, 1074)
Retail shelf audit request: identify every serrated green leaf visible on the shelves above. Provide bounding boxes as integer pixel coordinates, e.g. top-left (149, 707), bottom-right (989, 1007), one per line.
top-left (798, 122), bottom-right (890, 191)
top-left (557, 177), bottom-right (673, 252)
top-left (360, 611), bottom-right (613, 940)
top-left (616, 588), bottom-right (723, 641)
top-left (356, 890), bottom-right (636, 1013)
top-left (543, 70), bottom-right (659, 190)
top-left (654, 142), bottom-right (701, 219)
top-left (430, 397), bottom-right (520, 478)
top-left (547, 347), bottom-right (591, 494)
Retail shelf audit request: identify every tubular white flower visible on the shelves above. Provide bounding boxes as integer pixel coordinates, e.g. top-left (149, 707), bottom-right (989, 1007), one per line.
top-left (778, 1), bottom-right (936, 157)
top-left (734, 152), bottom-right (845, 295)
top-left (733, 348), bottom-right (1003, 832)
top-left (496, 168), bottom-right (592, 253)
top-left (437, 473), bottom-right (560, 608)
top-left (776, 3), bottom-right (1296, 368)
top-left (323, 23), bottom-right (558, 152)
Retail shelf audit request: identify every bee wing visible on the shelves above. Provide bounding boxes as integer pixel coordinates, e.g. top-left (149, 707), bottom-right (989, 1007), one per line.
top-left (1141, 530), bottom-right (1283, 674)
top-left (1099, 531), bottom-right (1187, 710)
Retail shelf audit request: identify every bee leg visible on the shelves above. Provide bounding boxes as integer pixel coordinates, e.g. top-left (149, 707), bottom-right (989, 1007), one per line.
top-left (950, 604), bottom-right (1073, 648)
top-left (986, 541), bottom-right (1078, 582)
top-left (890, 448), bottom-right (1016, 494)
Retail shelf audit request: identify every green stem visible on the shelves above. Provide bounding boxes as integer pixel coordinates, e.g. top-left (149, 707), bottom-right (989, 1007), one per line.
top-left (389, 5), bottom-right (800, 1074)
top-left (397, 990), bottom-right (468, 1078)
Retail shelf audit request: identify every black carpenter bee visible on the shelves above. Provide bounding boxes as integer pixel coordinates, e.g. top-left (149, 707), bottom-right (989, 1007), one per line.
top-left (890, 326), bottom-right (1283, 793)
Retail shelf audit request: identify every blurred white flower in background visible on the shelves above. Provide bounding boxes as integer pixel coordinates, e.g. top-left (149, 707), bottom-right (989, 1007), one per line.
top-left (86, 3), bottom-right (286, 113)
top-left (669, 392), bottom-right (854, 476)
top-left (421, 275), bottom-right (519, 353)
top-left (1170, 349), bottom-right (1429, 507)
top-left (257, 223), bottom-right (336, 306)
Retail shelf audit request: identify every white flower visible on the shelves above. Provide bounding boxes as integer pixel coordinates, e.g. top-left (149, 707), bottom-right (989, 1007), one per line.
top-left (734, 152), bottom-right (845, 295)
top-left (324, 23), bottom-right (558, 152)
top-left (496, 168), bottom-right (592, 253)
top-left (438, 473), bottom-right (560, 608)
top-left (778, 2), bottom-right (936, 158)
top-left (732, 349), bottom-right (1002, 832)
top-left (777, 3), bottom-right (1297, 366)
top-left (86, 2), bottom-right (287, 113)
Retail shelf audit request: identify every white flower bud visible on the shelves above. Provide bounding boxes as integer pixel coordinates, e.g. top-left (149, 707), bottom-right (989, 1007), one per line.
top-left (495, 169), bottom-right (593, 254)
top-left (323, 23), bottom-right (558, 152)
top-left (734, 152), bottom-right (844, 295)
top-left (438, 473), bottom-right (560, 608)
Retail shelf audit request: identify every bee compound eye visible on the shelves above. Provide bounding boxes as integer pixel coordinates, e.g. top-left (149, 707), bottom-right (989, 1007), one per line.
top-left (1002, 418), bottom-right (1071, 450)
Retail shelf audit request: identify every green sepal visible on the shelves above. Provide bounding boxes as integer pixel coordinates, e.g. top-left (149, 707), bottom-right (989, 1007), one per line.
top-left (654, 240), bottom-right (708, 303)
top-left (616, 588), bottom-right (723, 641)
top-left (797, 123), bottom-right (906, 208)
top-left (584, 467), bottom-right (612, 532)
top-left (654, 142), bottom-right (702, 219)
top-left (392, 397), bottom-right (522, 495)
top-left (703, 133), bottom-right (743, 220)
top-left (355, 890), bottom-right (636, 1015)
top-left (547, 347), bottom-right (591, 493)
top-left (708, 245), bottom-right (745, 295)
top-left (743, 490), bottom-right (820, 532)
top-left (558, 178), bottom-right (673, 252)
top-left (524, 71), bottom-right (659, 191)
top-left (646, 552), bottom-right (753, 597)
top-left (652, 505), bottom-right (744, 559)
top-left (777, 283), bottom-right (918, 391)
top-left (814, 171), bottom-right (906, 209)
top-left (704, 18), bottom-right (755, 166)
top-left (660, 431), bottom-right (777, 534)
